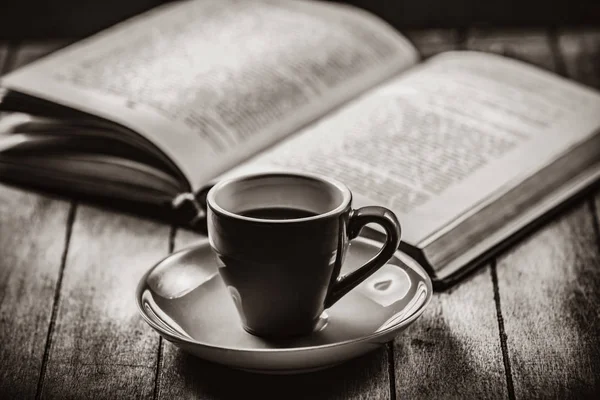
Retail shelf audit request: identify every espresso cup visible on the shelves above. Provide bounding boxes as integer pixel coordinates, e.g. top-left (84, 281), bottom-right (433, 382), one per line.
top-left (205, 171), bottom-right (401, 339)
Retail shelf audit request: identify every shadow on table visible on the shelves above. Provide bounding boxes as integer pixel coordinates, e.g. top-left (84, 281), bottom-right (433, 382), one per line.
top-left (163, 344), bottom-right (390, 399)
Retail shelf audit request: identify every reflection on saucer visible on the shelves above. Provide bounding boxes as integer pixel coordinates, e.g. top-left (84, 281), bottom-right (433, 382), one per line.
top-left (142, 290), bottom-right (194, 340)
top-left (135, 237), bottom-right (432, 374)
top-left (375, 281), bottom-right (428, 333)
top-left (147, 256), bottom-right (217, 299)
top-left (356, 264), bottom-right (411, 307)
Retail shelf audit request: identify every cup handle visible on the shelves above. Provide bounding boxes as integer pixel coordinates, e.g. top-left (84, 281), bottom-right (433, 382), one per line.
top-left (324, 206), bottom-right (401, 308)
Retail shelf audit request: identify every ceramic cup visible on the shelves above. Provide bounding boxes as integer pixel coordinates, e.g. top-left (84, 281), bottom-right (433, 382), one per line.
top-left (205, 171), bottom-right (401, 339)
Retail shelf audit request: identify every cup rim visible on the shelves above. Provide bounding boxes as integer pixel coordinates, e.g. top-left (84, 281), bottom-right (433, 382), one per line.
top-left (206, 171), bottom-right (352, 223)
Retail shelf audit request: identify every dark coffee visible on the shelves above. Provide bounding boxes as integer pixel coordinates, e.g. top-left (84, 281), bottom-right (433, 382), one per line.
top-left (239, 207), bottom-right (317, 220)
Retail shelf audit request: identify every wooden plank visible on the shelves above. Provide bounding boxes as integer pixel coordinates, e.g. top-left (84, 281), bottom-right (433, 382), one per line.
top-left (496, 202), bottom-right (600, 398)
top-left (0, 41), bottom-right (74, 399)
top-left (154, 229), bottom-right (391, 399)
top-left (4, 36), bottom-right (174, 393)
top-left (3, 39), bottom-right (168, 397)
top-left (466, 28), bottom-right (557, 71)
top-left (557, 28), bottom-right (600, 89)
top-left (0, 186), bottom-right (71, 399)
top-left (391, 31), bottom-right (506, 399)
top-left (38, 207), bottom-right (171, 398)
top-left (403, 29), bottom-right (460, 59)
top-left (474, 30), bottom-right (600, 397)
top-left (393, 267), bottom-right (507, 399)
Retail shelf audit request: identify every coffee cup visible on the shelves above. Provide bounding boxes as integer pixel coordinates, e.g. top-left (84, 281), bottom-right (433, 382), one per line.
top-left (205, 171), bottom-right (401, 339)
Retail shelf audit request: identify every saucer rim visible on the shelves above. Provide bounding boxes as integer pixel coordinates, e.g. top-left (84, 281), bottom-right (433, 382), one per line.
top-left (135, 236), bottom-right (433, 355)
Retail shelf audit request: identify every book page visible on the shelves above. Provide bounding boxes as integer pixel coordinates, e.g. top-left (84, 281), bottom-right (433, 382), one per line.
top-left (0, 0), bottom-right (418, 192)
top-left (219, 51), bottom-right (600, 245)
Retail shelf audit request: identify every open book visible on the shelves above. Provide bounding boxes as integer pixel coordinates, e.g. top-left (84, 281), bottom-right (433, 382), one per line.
top-left (1, 0), bottom-right (599, 288)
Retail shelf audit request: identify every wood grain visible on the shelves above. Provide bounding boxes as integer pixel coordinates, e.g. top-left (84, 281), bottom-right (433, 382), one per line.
top-left (0, 185), bottom-right (71, 400)
top-left (1, 28), bottom-right (599, 400)
top-left (557, 28), bottom-right (600, 89)
top-left (466, 28), bottom-right (557, 71)
top-left (473, 28), bottom-right (600, 398)
top-left (0, 42), bottom-right (73, 400)
top-left (2, 39), bottom-right (170, 398)
top-left (153, 229), bottom-right (392, 400)
top-left (37, 207), bottom-right (170, 399)
top-left (393, 267), bottom-right (507, 399)
top-left (391, 35), bottom-right (507, 399)
top-left (496, 202), bottom-right (600, 398)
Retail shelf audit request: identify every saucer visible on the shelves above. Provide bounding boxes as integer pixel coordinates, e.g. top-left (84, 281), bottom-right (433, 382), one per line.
top-left (135, 236), bottom-right (432, 374)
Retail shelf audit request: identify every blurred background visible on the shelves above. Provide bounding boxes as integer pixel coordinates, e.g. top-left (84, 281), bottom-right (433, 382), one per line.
top-left (0, 0), bottom-right (599, 39)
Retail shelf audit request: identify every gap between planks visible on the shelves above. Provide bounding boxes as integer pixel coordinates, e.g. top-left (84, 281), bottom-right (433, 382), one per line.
top-left (35, 203), bottom-right (77, 399)
top-left (486, 26), bottom-right (600, 398)
top-left (1, 40), bottom-right (78, 399)
top-left (490, 261), bottom-right (516, 400)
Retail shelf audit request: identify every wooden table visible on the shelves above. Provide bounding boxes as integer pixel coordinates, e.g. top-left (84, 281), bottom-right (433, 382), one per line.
top-left (1, 27), bottom-right (599, 399)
